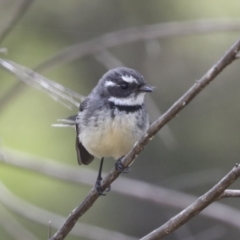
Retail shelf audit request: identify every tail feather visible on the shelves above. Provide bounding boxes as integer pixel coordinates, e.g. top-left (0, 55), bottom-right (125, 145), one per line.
top-left (52, 115), bottom-right (77, 128)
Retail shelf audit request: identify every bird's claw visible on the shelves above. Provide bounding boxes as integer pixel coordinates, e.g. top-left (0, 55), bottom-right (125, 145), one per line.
top-left (115, 158), bottom-right (131, 173)
top-left (95, 177), bottom-right (111, 196)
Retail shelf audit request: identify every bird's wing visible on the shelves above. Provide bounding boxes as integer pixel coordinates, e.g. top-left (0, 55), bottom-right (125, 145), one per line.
top-left (75, 99), bottom-right (94, 165)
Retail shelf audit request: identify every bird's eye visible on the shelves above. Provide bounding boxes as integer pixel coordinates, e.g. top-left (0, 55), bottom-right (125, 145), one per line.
top-left (120, 82), bottom-right (129, 90)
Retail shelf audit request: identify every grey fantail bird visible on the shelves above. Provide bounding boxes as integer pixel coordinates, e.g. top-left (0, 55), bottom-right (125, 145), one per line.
top-left (54, 67), bottom-right (153, 195)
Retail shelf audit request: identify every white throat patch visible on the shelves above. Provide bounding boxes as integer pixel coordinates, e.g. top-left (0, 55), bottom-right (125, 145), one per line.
top-left (109, 93), bottom-right (145, 106)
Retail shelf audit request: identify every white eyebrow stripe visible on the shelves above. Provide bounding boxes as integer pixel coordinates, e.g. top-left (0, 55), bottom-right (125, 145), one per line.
top-left (104, 81), bottom-right (117, 87)
top-left (121, 75), bottom-right (138, 84)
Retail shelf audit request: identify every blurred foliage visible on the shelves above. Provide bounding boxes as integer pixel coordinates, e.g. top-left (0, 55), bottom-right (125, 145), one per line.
top-left (0, 0), bottom-right (240, 240)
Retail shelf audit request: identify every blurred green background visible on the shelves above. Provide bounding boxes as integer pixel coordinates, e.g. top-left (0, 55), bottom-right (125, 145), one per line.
top-left (0, 0), bottom-right (240, 239)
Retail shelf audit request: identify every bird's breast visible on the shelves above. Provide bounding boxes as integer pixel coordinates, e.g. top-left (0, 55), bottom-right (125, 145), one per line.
top-left (79, 110), bottom-right (146, 159)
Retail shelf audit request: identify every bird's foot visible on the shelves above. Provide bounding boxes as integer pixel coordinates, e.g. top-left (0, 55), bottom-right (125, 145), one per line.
top-left (115, 158), bottom-right (131, 173)
top-left (95, 177), bottom-right (111, 196)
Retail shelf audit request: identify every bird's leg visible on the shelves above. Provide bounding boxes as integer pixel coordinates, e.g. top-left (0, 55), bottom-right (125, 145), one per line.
top-left (115, 156), bottom-right (131, 173)
top-left (95, 158), bottom-right (111, 195)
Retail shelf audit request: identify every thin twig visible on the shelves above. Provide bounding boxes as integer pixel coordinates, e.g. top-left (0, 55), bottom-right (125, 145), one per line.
top-left (140, 164), bottom-right (240, 240)
top-left (49, 38), bottom-right (240, 240)
top-left (218, 189), bottom-right (240, 199)
top-left (1, 148), bottom-right (240, 229)
top-left (35, 19), bottom-right (240, 72)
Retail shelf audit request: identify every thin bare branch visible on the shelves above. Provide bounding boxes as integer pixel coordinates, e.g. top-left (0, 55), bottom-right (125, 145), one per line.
top-left (140, 164), bottom-right (240, 240)
top-left (0, 182), bottom-right (137, 240)
top-left (35, 19), bottom-right (240, 72)
top-left (0, 0), bottom-right (34, 44)
top-left (1, 148), bottom-right (240, 230)
top-left (42, 38), bottom-right (240, 239)
top-left (218, 189), bottom-right (240, 199)
top-left (0, 58), bottom-right (84, 108)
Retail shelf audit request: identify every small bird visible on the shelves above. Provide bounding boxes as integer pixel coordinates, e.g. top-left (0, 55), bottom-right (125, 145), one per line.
top-left (55, 67), bottom-right (153, 195)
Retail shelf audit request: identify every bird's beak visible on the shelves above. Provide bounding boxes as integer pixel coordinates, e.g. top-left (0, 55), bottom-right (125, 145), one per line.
top-left (138, 85), bottom-right (153, 93)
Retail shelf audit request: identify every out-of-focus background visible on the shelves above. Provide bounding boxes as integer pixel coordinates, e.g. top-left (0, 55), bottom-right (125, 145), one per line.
top-left (0, 1), bottom-right (240, 240)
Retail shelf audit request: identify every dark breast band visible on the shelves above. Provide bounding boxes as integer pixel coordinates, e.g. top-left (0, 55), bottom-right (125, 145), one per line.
top-left (109, 101), bottom-right (143, 113)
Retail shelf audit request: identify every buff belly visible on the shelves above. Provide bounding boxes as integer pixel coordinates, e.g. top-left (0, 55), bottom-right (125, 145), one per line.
top-left (79, 111), bottom-right (144, 159)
